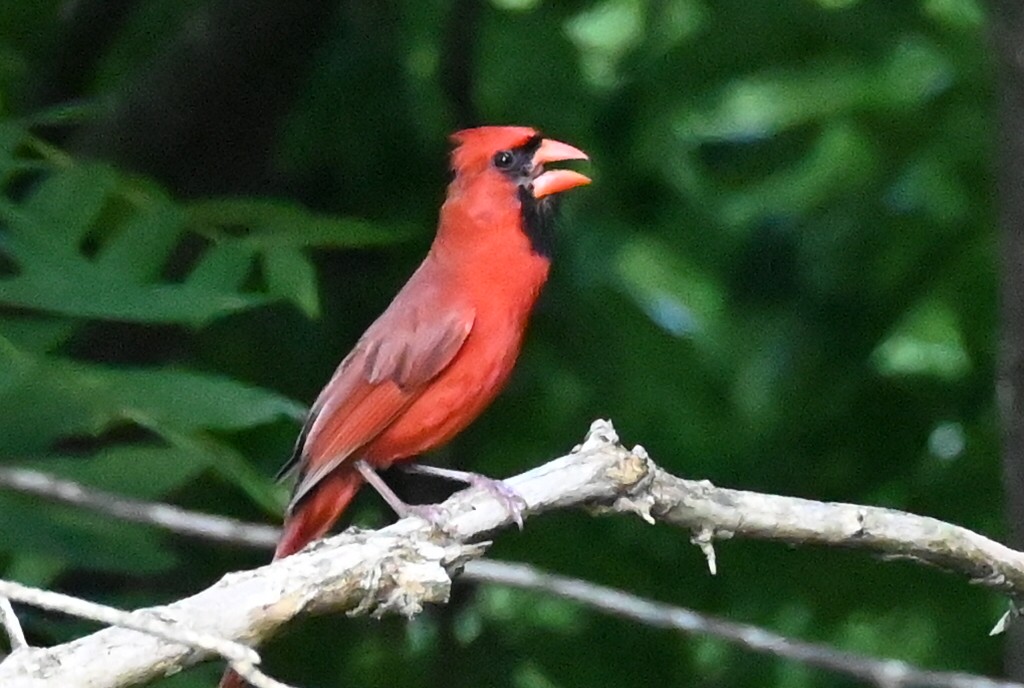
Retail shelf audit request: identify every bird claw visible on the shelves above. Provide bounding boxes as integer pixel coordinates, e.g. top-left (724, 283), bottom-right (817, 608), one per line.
top-left (399, 464), bottom-right (527, 529)
top-left (403, 503), bottom-right (448, 526)
top-left (467, 475), bottom-right (527, 530)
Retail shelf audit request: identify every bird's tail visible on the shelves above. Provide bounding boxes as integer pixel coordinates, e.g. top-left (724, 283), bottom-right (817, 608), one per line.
top-left (218, 468), bottom-right (365, 688)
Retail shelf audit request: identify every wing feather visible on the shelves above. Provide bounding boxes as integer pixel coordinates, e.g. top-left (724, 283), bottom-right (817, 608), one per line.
top-left (284, 305), bottom-right (474, 510)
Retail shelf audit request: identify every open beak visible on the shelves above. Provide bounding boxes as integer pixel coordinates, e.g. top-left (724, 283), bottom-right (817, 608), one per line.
top-left (531, 138), bottom-right (591, 199)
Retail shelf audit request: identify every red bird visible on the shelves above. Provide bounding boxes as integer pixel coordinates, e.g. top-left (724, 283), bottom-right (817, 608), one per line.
top-left (220, 126), bottom-right (589, 688)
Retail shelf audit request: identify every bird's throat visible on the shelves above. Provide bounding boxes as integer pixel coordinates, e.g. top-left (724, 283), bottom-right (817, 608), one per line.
top-left (518, 186), bottom-right (559, 258)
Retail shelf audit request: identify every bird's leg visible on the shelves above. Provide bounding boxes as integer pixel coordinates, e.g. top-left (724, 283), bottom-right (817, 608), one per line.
top-left (353, 460), bottom-right (445, 524)
top-left (402, 464), bottom-right (526, 530)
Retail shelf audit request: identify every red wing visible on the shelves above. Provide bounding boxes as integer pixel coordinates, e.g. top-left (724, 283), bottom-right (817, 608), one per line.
top-left (286, 306), bottom-right (474, 510)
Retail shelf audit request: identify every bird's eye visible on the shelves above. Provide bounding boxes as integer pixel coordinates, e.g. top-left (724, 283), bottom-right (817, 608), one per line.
top-left (493, 150), bottom-right (515, 169)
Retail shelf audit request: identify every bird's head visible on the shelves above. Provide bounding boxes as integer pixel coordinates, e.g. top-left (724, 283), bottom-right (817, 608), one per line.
top-left (449, 126), bottom-right (591, 199)
top-left (444, 126), bottom-right (590, 257)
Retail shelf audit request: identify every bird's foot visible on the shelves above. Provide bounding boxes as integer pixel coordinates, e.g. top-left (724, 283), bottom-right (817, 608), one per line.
top-left (401, 503), bottom-right (448, 526)
top-left (355, 460), bottom-right (447, 527)
top-left (467, 473), bottom-right (527, 530)
top-left (403, 464), bottom-right (527, 530)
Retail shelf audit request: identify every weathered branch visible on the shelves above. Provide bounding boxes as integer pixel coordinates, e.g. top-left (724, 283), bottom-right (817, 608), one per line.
top-left (6, 450), bottom-right (1019, 688)
top-left (643, 462), bottom-right (1024, 596)
top-left (0, 521), bottom-right (479, 688)
top-left (462, 560), bottom-right (1021, 688)
top-left (0, 420), bottom-right (1020, 687)
top-left (0, 467), bottom-right (279, 548)
top-left (0, 595), bottom-right (27, 654)
top-left (0, 579), bottom-right (290, 688)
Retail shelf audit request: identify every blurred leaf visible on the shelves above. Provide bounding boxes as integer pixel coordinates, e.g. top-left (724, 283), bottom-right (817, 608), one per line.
top-left (2, 445), bottom-right (206, 578)
top-left (187, 198), bottom-right (412, 247)
top-left (478, 587), bottom-right (585, 637)
top-left (872, 298), bottom-right (971, 380)
top-left (0, 162), bottom-right (275, 326)
top-left (262, 246), bottom-right (320, 318)
top-left (20, 101), bottom-right (105, 127)
top-left (0, 315), bottom-right (76, 352)
top-left (17, 163), bottom-right (118, 257)
top-left (15, 445), bottom-right (212, 499)
top-left (186, 241), bottom-right (257, 292)
top-left (717, 123), bottom-right (880, 227)
top-left (0, 120), bottom-right (25, 185)
top-left (677, 38), bottom-right (952, 142)
top-left (0, 336), bottom-right (304, 453)
top-left (153, 427), bottom-right (288, 514)
top-left (93, 195), bottom-right (187, 282)
top-left (0, 491), bottom-right (176, 572)
top-left (512, 661), bottom-right (562, 688)
top-left (886, 151), bottom-right (970, 224)
top-left (923, 0), bottom-right (984, 28)
top-left (564, 0), bottom-right (646, 89)
top-left (0, 273), bottom-right (266, 326)
top-left (835, 609), bottom-right (939, 663)
top-left (615, 235), bottom-right (722, 338)
top-left (1, 553), bottom-right (65, 589)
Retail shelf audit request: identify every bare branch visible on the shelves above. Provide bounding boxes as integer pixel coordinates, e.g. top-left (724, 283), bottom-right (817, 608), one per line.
top-left (0, 595), bottom-right (27, 653)
top-left (1, 455), bottom-right (1015, 688)
top-left (640, 454), bottom-right (1024, 596)
top-left (0, 519), bottom-right (479, 688)
top-left (0, 579), bottom-right (291, 688)
top-left (5, 423), bottom-right (1020, 598)
top-left (0, 420), bottom-right (1021, 688)
top-left (0, 466), bottom-right (278, 548)
top-left (461, 560), bottom-right (1020, 688)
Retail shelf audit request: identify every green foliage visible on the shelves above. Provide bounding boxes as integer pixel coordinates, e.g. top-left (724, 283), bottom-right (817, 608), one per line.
top-left (0, 0), bottom-right (1003, 687)
top-left (0, 119), bottom-right (404, 599)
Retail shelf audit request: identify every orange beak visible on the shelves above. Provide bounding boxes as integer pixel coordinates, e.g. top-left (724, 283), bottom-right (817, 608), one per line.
top-left (531, 138), bottom-right (591, 199)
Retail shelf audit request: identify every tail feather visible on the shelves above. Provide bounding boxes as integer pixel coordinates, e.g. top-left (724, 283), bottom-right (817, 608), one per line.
top-left (218, 468), bottom-right (364, 688)
top-left (274, 468), bottom-right (364, 559)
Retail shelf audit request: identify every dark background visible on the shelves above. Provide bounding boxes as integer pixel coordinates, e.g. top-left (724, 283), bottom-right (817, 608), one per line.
top-left (0, 0), bottom-right (1015, 686)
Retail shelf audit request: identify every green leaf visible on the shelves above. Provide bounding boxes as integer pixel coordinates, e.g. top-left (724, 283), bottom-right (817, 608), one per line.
top-left (0, 274), bottom-right (266, 326)
top-left (186, 240), bottom-right (257, 292)
top-left (17, 163), bottom-right (118, 257)
top-left (0, 337), bottom-right (304, 453)
top-left (187, 198), bottom-right (411, 247)
top-left (262, 245), bottom-right (320, 317)
top-left (156, 429), bottom-right (287, 515)
top-left (15, 445), bottom-right (211, 499)
top-left (0, 440), bottom-right (238, 574)
top-left (615, 235), bottom-right (722, 338)
top-left (716, 123), bottom-right (879, 227)
top-left (94, 195), bottom-right (187, 282)
top-left (676, 39), bottom-right (951, 141)
top-left (0, 160), bottom-right (270, 327)
top-left (871, 298), bottom-right (971, 380)
top-left (0, 121), bottom-right (26, 187)
top-left (1, 553), bottom-right (66, 589)
top-left (114, 365), bottom-right (305, 433)
top-left (0, 491), bottom-right (176, 573)
top-left (21, 101), bottom-right (106, 128)
top-left (0, 315), bottom-right (77, 352)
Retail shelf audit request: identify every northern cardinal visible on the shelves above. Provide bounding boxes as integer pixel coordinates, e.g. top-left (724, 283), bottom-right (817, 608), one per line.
top-left (219, 126), bottom-right (589, 688)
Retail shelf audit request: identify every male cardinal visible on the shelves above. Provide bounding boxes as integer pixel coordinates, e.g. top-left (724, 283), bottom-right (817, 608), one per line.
top-left (219, 126), bottom-right (589, 688)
